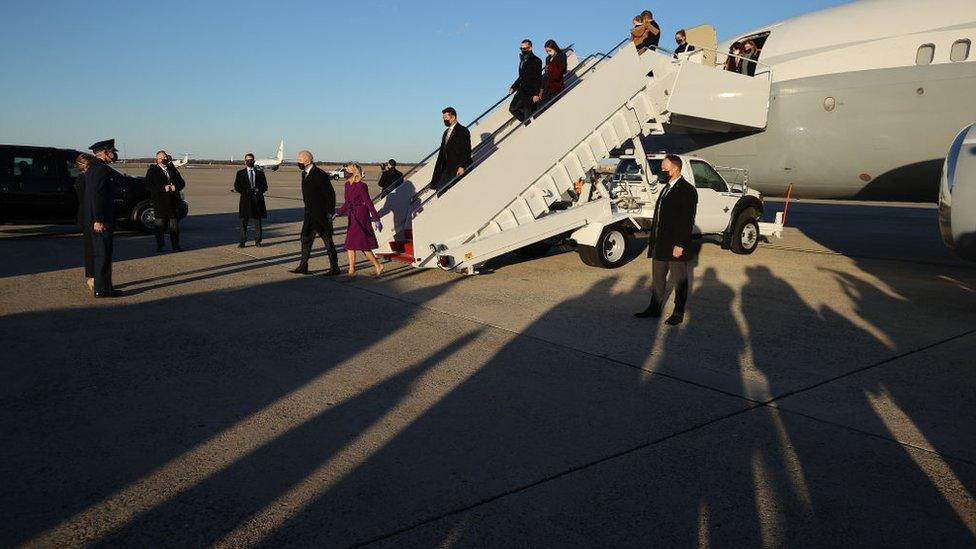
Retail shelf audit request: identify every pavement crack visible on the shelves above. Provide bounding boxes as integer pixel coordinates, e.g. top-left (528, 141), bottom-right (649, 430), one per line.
top-left (350, 404), bottom-right (761, 548)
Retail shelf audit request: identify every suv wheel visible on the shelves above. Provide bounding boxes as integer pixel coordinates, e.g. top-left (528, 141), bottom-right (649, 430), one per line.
top-left (578, 226), bottom-right (632, 268)
top-left (731, 210), bottom-right (760, 255)
top-left (132, 200), bottom-right (156, 233)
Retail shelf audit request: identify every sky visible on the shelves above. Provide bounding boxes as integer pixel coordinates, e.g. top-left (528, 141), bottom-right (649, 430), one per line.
top-left (0, 0), bottom-right (850, 162)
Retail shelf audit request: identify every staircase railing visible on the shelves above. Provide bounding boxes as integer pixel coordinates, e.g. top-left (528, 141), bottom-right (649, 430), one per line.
top-left (374, 44), bottom-right (576, 200)
top-left (415, 37), bottom-right (633, 205)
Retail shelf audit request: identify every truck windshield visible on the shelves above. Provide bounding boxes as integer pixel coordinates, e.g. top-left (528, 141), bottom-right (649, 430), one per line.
top-left (615, 158), bottom-right (663, 179)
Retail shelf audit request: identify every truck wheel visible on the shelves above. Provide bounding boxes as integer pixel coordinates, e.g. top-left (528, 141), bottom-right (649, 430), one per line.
top-left (578, 226), bottom-right (631, 268)
top-left (731, 211), bottom-right (760, 255)
top-left (131, 200), bottom-right (156, 233)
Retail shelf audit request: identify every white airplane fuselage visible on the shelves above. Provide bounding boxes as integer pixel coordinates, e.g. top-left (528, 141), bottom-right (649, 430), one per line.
top-left (255, 140), bottom-right (284, 171)
top-left (646, 0), bottom-right (976, 201)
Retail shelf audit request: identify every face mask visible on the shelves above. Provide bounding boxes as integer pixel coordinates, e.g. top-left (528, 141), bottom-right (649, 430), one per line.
top-left (296, 162), bottom-right (305, 170)
top-left (443, 119), bottom-right (451, 127)
top-left (520, 49), bottom-right (529, 54)
top-left (245, 160), bottom-right (255, 167)
top-left (110, 151), bottom-right (118, 162)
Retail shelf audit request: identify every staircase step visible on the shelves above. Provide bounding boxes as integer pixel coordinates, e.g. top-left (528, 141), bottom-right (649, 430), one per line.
top-left (378, 252), bottom-right (416, 264)
top-left (389, 240), bottom-right (414, 255)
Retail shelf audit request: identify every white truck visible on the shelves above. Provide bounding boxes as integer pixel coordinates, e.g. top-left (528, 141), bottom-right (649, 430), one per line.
top-left (506, 151), bottom-right (784, 269)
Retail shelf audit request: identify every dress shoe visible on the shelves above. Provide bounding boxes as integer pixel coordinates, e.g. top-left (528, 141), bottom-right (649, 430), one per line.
top-left (290, 266), bottom-right (309, 275)
top-left (238, 242), bottom-right (245, 248)
top-left (255, 242), bottom-right (263, 248)
top-left (634, 306), bottom-right (662, 319)
top-left (323, 268), bottom-right (341, 277)
top-left (665, 314), bottom-right (684, 326)
top-left (94, 289), bottom-right (125, 298)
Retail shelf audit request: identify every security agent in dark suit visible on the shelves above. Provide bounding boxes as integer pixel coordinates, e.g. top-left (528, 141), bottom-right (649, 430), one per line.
top-left (84, 139), bottom-right (124, 298)
top-left (290, 150), bottom-right (340, 275)
top-left (144, 150), bottom-right (187, 252)
top-left (430, 107), bottom-right (472, 193)
top-left (233, 152), bottom-right (269, 247)
top-left (377, 159), bottom-right (402, 190)
top-left (636, 154), bottom-right (698, 325)
top-left (509, 39), bottom-right (544, 123)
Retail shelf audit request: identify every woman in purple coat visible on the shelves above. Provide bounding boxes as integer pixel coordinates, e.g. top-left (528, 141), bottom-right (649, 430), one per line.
top-left (336, 163), bottom-right (384, 277)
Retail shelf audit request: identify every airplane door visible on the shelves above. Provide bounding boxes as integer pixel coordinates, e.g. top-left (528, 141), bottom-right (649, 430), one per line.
top-left (690, 160), bottom-right (737, 233)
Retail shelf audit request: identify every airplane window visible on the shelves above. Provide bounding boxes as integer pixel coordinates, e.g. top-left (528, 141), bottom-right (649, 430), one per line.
top-left (690, 160), bottom-right (728, 192)
top-left (951, 39), bottom-right (971, 62)
top-left (916, 44), bottom-right (935, 65)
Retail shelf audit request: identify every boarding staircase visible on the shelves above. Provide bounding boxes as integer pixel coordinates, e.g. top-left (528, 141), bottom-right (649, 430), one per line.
top-left (373, 39), bottom-right (773, 272)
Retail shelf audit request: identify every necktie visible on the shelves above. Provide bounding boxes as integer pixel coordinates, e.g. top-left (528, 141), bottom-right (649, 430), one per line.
top-left (249, 169), bottom-right (255, 189)
top-left (444, 127), bottom-right (452, 145)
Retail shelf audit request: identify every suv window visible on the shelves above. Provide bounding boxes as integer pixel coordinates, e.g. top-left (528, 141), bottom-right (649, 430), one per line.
top-left (65, 159), bottom-right (82, 178)
top-left (690, 160), bottom-right (728, 192)
top-left (10, 152), bottom-right (55, 178)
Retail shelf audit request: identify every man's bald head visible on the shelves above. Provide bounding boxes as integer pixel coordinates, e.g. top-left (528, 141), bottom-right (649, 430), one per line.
top-left (297, 150), bottom-right (313, 164)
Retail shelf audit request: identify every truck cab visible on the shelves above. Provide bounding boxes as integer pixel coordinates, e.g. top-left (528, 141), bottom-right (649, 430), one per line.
top-left (612, 152), bottom-right (766, 254)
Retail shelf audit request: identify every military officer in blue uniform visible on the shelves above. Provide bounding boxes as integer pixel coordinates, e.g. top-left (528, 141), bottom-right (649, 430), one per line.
top-left (85, 139), bottom-right (124, 298)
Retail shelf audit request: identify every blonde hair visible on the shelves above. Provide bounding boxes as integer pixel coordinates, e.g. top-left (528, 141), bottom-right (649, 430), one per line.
top-left (345, 162), bottom-right (363, 180)
top-left (75, 153), bottom-right (95, 172)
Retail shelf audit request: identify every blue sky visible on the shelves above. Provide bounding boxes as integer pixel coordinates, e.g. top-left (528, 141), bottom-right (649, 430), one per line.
top-left (0, 0), bottom-right (849, 161)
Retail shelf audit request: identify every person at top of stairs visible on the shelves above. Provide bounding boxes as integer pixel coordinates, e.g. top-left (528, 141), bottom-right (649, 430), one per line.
top-left (508, 39), bottom-right (543, 123)
top-left (336, 163), bottom-right (384, 278)
top-left (430, 107), bottom-right (472, 193)
top-left (639, 10), bottom-right (661, 50)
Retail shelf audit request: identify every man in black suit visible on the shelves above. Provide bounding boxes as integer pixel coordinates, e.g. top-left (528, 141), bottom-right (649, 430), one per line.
top-left (636, 154), bottom-right (698, 325)
top-left (377, 159), bottom-right (402, 190)
top-left (144, 150), bottom-right (187, 252)
top-left (509, 39), bottom-right (543, 123)
top-left (290, 150), bottom-right (340, 275)
top-left (233, 152), bottom-right (269, 247)
top-left (430, 107), bottom-right (472, 193)
top-left (84, 138), bottom-right (124, 298)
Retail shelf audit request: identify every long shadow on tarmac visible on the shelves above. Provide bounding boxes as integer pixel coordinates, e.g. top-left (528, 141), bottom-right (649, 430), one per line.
top-left (0, 208), bottom-right (309, 280)
top-left (2, 214), bottom-right (975, 546)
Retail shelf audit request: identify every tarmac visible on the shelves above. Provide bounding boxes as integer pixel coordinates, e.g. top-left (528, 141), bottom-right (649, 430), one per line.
top-left (1, 165), bottom-right (974, 547)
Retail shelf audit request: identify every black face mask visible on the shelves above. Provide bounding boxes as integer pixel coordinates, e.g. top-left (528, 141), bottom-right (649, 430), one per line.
top-left (443, 119), bottom-right (452, 127)
top-left (161, 159), bottom-right (170, 165)
top-left (245, 159), bottom-right (255, 167)
top-left (657, 172), bottom-right (668, 183)
top-left (296, 162), bottom-right (305, 170)
top-left (110, 151), bottom-right (118, 162)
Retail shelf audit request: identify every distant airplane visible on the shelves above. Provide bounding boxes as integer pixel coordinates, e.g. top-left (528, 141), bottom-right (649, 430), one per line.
top-left (171, 153), bottom-right (190, 168)
top-left (255, 140), bottom-right (284, 171)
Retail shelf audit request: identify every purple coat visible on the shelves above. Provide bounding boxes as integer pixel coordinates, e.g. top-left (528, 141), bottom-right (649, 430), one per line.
top-left (336, 180), bottom-right (380, 251)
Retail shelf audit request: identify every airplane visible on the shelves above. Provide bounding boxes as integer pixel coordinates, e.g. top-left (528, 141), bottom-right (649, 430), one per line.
top-left (254, 140), bottom-right (284, 171)
top-left (170, 153), bottom-right (189, 168)
top-left (645, 0), bottom-right (976, 202)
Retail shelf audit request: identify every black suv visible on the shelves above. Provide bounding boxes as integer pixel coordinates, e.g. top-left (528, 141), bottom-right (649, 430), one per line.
top-left (0, 144), bottom-right (188, 231)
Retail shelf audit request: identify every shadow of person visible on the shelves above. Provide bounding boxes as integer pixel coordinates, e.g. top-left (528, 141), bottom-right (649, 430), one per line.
top-left (0, 273), bottom-right (461, 547)
top-left (733, 264), bottom-right (976, 545)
